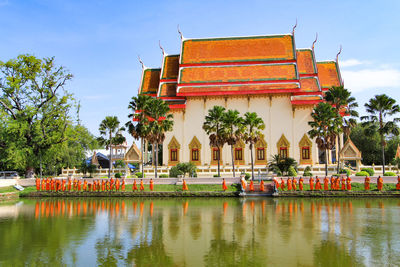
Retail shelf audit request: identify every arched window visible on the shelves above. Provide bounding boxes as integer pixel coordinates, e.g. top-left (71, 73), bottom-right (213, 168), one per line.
top-left (277, 134), bottom-right (290, 158)
top-left (211, 147), bottom-right (223, 165)
top-left (168, 136), bottom-right (180, 166)
top-left (299, 134), bottom-right (313, 165)
top-left (234, 139), bottom-right (245, 165)
top-left (255, 137), bottom-right (268, 165)
top-left (189, 136), bottom-right (202, 165)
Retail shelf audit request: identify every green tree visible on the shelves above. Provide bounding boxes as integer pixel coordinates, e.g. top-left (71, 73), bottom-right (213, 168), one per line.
top-left (147, 98), bottom-right (174, 178)
top-left (308, 102), bottom-right (342, 176)
top-left (203, 106), bottom-right (226, 177)
top-left (98, 116), bottom-right (125, 178)
top-left (268, 154), bottom-right (298, 176)
top-left (0, 54), bottom-right (74, 177)
top-left (361, 94), bottom-right (400, 174)
top-left (324, 86), bottom-right (358, 173)
top-left (243, 112), bottom-right (265, 180)
top-left (126, 94), bottom-right (153, 173)
top-left (222, 109), bottom-right (244, 178)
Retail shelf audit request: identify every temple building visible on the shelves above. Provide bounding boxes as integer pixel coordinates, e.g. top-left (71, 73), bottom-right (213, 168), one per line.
top-left (138, 30), bottom-right (343, 171)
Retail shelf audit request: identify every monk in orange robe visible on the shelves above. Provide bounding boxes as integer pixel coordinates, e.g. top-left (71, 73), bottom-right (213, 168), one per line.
top-left (73, 179), bottom-right (77, 191)
top-left (273, 178), bottom-right (280, 189)
top-left (50, 178), bottom-right (55, 191)
top-left (260, 180), bottom-right (265, 191)
top-left (299, 177), bottom-right (304, 191)
top-left (77, 180), bottom-right (82, 191)
top-left (249, 180), bottom-right (254, 191)
top-left (67, 179), bottom-right (72, 191)
top-left (83, 180), bottom-right (88, 191)
top-left (315, 178), bottom-right (322, 190)
top-left (287, 178), bottom-right (292, 191)
top-left (222, 179), bottom-right (228, 191)
top-left (116, 179), bottom-right (120, 191)
top-left (149, 179), bottom-right (154, 191)
top-left (324, 177), bottom-right (329, 191)
top-left (106, 180), bottom-right (110, 191)
top-left (292, 178), bottom-right (297, 191)
top-left (62, 179), bottom-right (66, 191)
top-left (41, 179), bottom-right (46, 191)
top-left (182, 179), bottom-right (188, 191)
top-left (241, 178), bottom-right (247, 191)
top-left (335, 177), bottom-right (340, 190)
top-left (280, 178), bottom-right (285, 191)
top-left (36, 178), bottom-right (40, 191)
top-left (365, 176), bottom-right (371, 190)
top-left (309, 177), bottom-right (314, 191)
top-left (110, 178), bottom-right (114, 191)
top-left (46, 178), bottom-right (50, 191)
top-left (341, 177), bottom-right (346, 190)
top-left (346, 176), bottom-right (352, 191)
top-left (121, 179), bottom-right (125, 191)
top-left (140, 180), bottom-right (145, 191)
top-left (377, 176), bottom-right (383, 191)
top-left (396, 176), bottom-right (400, 190)
top-left (101, 180), bottom-right (105, 191)
top-left (133, 180), bottom-right (138, 191)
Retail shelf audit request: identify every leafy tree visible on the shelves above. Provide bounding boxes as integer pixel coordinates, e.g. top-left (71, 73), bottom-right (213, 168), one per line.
top-left (361, 94), bottom-right (400, 174)
top-left (268, 154), bottom-right (298, 176)
top-left (146, 98), bottom-right (174, 178)
top-left (243, 112), bottom-right (265, 180)
top-left (114, 159), bottom-right (125, 169)
top-left (175, 162), bottom-right (197, 177)
top-left (0, 54), bottom-right (74, 177)
top-left (203, 106), bottom-right (226, 177)
top-left (222, 109), bottom-right (244, 178)
top-left (308, 102), bottom-right (342, 176)
top-left (126, 94), bottom-right (153, 173)
top-left (324, 86), bottom-right (358, 173)
top-left (98, 116), bottom-right (125, 178)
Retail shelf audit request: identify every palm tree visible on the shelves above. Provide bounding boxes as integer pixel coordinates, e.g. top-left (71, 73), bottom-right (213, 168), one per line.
top-left (222, 109), bottom-right (245, 178)
top-left (361, 94), bottom-right (400, 174)
top-left (147, 98), bottom-right (174, 178)
top-left (243, 112), bottom-right (265, 180)
top-left (98, 116), bottom-right (125, 178)
top-left (203, 106), bottom-right (226, 177)
top-left (308, 102), bottom-right (342, 176)
top-left (324, 86), bottom-right (358, 173)
top-left (126, 94), bottom-right (153, 173)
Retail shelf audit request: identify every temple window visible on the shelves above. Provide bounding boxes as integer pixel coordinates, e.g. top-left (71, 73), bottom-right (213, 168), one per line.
top-left (188, 136), bottom-right (202, 165)
top-left (257, 148), bottom-right (265, 161)
top-left (170, 149), bottom-right (178, 162)
top-left (279, 147), bottom-right (288, 158)
top-left (299, 134), bottom-right (313, 165)
top-left (168, 136), bottom-right (180, 166)
top-left (191, 148), bottom-right (199, 161)
top-left (277, 134), bottom-right (290, 158)
top-left (235, 148), bottom-right (243, 161)
top-left (302, 147), bottom-right (310, 160)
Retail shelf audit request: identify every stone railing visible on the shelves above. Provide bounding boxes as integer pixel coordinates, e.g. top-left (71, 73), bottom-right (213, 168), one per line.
top-left (60, 167), bottom-right (128, 177)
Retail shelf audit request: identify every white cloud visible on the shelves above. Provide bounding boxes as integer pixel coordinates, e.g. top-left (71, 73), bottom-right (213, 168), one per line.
top-left (342, 68), bottom-right (400, 93)
top-left (340, 59), bottom-right (370, 68)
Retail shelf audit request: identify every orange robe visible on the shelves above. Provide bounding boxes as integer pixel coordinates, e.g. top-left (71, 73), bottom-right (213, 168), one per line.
top-left (62, 180), bottom-right (66, 191)
top-left (106, 181), bottom-right (110, 191)
top-left (101, 180), bottom-right (105, 191)
top-left (133, 180), bottom-right (138, 191)
top-left (287, 179), bottom-right (292, 191)
top-left (309, 178), bottom-right (314, 190)
top-left (50, 179), bottom-right (55, 191)
top-left (377, 177), bottom-right (383, 191)
top-left (222, 180), bottom-right (228, 191)
top-left (83, 180), bottom-right (88, 191)
top-left (299, 178), bottom-right (304, 191)
top-left (324, 178), bottom-right (329, 191)
top-left (260, 180), bottom-right (265, 191)
top-left (330, 177), bottom-right (335, 190)
top-left (36, 178), bottom-right (40, 191)
top-left (292, 179), bottom-right (297, 190)
top-left (67, 179), bottom-right (71, 191)
top-left (249, 181), bottom-right (254, 191)
top-left (46, 178), bottom-right (50, 191)
top-left (273, 178), bottom-right (280, 189)
top-left (241, 179), bottom-right (247, 190)
top-left (182, 180), bottom-right (188, 191)
top-left (116, 179), bottom-right (120, 191)
top-left (77, 180), bottom-right (81, 191)
top-left (346, 177), bottom-right (352, 191)
top-left (280, 179), bottom-right (285, 190)
top-left (41, 179), bottom-right (46, 191)
top-left (315, 179), bottom-right (321, 190)
top-left (335, 178), bottom-right (340, 190)
top-left (140, 180), bottom-right (145, 191)
top-left (341, 177), bottom-right (346, 190)
top-left (150, 179), bottom-right (154, 191)
top-left (396, 177), bottom-right (400, 190)
top-left (365, 177), bottom-right (371, 190)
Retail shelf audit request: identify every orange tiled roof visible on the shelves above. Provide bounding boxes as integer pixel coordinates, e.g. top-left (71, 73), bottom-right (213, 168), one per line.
top-left (179, 64), bottom-right (297, 84)
top-left (296, 49), bottom-right (317, 75)
top-left (299, 77), bottom-right (320, 93)
top-left (140, 68), bottom-right (161, 94)
top-left (161, 55), bottom-right (180, 80)
top-left (158, 83), bottom-right (177, 97)
top-left (181, 35), bottom-right (295, 64)
top-left (178, 83), bottom-right (300, 96)
top-left (317, 61), bottom-right (341, 89)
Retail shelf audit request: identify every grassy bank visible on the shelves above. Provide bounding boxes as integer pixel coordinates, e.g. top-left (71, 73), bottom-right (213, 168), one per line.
top-left (277, 182), bottom-right (398, 192)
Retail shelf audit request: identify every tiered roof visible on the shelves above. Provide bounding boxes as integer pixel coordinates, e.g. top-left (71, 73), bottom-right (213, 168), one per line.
top-left (138, 32), bottom-right (343, 108)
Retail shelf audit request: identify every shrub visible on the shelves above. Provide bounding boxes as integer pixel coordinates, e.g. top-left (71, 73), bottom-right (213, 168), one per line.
top-left (384, 171), bottom-right (396, 176)
top-left (245, 173), bottom-right (251, 180)
top-left (304, 166), bottom-right (312, 172)
top-left (288, 166), bottom-right (297, 176)
top-left (303, 171), bottom-right (312, 177)
top-left (135, 172), bottom-right (145, 178)
top-left (213, 174), bottom-right (221, 177)
top-left (159, 174), bottom-right (169, 178)
top-left (169, 167), bottom-right (184, 178)
top-left (339, 169), bottom-right (351, 176)
top-left (115, 172), bottom-right (122, 178)
top-left (355, 171), bottom-right (369, 176)
top-left (361, 168), bottom-right (374, 176)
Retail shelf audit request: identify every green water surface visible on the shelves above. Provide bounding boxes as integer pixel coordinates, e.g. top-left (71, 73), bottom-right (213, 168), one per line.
top-left (0, 197), bottom-right (399, 266)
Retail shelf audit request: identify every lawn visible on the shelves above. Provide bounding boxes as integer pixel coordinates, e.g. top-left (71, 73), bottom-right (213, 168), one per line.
top-left (277, 182), bottom-right (398, 192)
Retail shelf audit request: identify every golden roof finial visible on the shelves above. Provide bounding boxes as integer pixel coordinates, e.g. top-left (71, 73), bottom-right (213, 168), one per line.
top-left (312, 33), bottom-right (318, 51)
top-left (336, 45), bottom-right (342, 63)
top-left (138, 55), bottom-right (144, 69)
top-left (159, 40), bottom-right (165, 56)
top-left (292, 19), bottom-right (298, 36)
top-left (177, 24), bottom-right (183, 40)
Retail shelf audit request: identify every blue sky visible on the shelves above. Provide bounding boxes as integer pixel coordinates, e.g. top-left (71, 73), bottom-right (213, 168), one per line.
top-left (1, 0), bottom-right (400, 144)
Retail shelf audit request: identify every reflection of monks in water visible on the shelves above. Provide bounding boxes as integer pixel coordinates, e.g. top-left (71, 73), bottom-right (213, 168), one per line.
top-left (223, 202), bottom-right (228, 216)
top-left (250, 201), bottom-right (255, 214)
top-left (300, 202), bottom-right (304, 213)
top-left (83, 201), bottom-right (87, 215)
top-left (62, 200), bottom-right (65, 215)
top-left (133, 202), bottom-right (137, 215)
top-left (275, 203), bottom-right (280, 215)
top-left (366, 202), bottom-right (371, 209)
top-left (35, 202), bottom-right (39, 218)
top-left (288, 202), bottom-right (293, 217)
top-left (140, 202), bottom-right (144, 217)
top-left (150, 202), bottom-right (153, 217)
top-left (121, 201), bottom-right (125, 213)
top-left (242, 203), bottom-right (246, 217)
top-left (183, 201), bottom-right (189, 215)
top-left (379, 201), bottom-right (384, 209)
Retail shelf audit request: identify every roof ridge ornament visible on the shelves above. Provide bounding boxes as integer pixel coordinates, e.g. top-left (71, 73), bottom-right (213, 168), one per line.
top-left (312, 33), bottom-right (318, 51)
top-left (336, 45), bottom-right (342, 63)
top-left (138, 55), bottom-right (145, 69)
top-left (292, 19), bottom-right (298, 36)
top-left (159, 40), bottom-right (165, 56)
top-left (177, 24), bottom-right (183, 40)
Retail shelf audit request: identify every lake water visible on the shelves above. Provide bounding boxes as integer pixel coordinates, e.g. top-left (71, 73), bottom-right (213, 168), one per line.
top-left (0, 197), bottom-right (399, 266)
